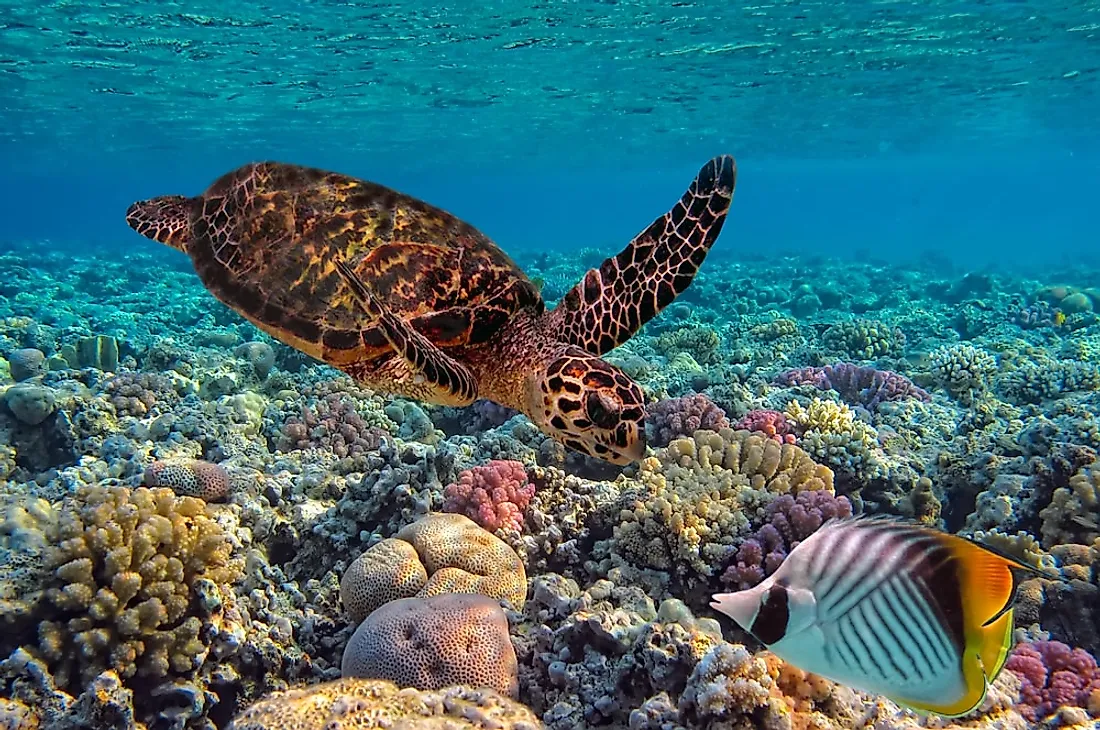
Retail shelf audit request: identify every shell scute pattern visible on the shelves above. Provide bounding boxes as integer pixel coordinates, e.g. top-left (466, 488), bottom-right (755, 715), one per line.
top-left (185, 162), bottom-right (540, 365)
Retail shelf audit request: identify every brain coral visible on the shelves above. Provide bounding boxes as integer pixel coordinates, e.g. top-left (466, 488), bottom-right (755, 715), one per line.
top-left (341, 594), bottom-right (518, 697)
top-left (340, 513), bottom-right (527, 624)
top-left (229, 677), bottom-right (541, 730)
top-left (610, 428), bottom-right (835, 580)
top-left (10, 485), bottom-right (243, 689)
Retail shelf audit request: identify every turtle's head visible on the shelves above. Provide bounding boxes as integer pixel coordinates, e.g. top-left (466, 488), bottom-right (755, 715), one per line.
top-left (528, 346), bottom-right (646, 464)
top-left (125, 195), bottom-right (194, 252)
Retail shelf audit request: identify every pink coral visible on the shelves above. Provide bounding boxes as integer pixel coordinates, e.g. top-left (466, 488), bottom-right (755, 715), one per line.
top-left (647, 393), bottom-right (730, 447)
top-left (1005, 639), bottom-right (1100, 720)
top-left (443, 460), bottom-right (535, 533)
top-left (734, 409), bottom-right (798, 444)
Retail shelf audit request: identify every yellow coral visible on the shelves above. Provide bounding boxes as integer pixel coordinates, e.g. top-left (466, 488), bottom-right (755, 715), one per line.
top-left (230, 677), bottom-right (541, 729)
top-left (786, 398), bottom-right (888, 480)
top-left (14, 485), bottom-right (242, 690)
top-left (340, 513), bottom-right (527, 624)
top-left (612, 429), bottom-right (834, 577)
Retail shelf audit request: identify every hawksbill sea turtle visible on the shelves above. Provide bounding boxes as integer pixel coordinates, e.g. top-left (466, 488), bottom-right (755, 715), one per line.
top-left (124, 156), bottom-right (736, 464)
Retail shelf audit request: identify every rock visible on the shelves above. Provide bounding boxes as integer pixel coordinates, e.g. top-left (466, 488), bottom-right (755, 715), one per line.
top-left (8, 348), bottom-right (46, 381)
top-left (3, 382), bottom-right (57, 425)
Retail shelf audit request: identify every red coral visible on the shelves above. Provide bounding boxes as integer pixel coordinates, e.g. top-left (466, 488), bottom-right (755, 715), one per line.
top-left (734, 409), bottom-right (798, 444)
top-left (443, 460), bottom-right (535, 533)
top-left (1005, 640), bottom-right (1100, 720)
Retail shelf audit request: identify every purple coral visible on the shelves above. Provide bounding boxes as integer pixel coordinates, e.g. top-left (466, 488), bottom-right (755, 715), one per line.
top-left (734, 409), bottom-right (798, 444)
top-left (648, 393), bottom-right (730, 447)
top-left (721, 490), bottom-right (853, 589)
top-left (1005, 640), bottom-right (1100, 721)
top-left (443, 460), bottom-right (535, 533)
top-left (775, 362), bottom-right (930, 411)
top-left (277, 393), bottom-right (387, 458)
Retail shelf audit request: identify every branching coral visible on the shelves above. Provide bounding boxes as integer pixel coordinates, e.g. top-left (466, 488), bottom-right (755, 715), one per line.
top-left (785, 398), bottom-right (888, 482)
top-left (929, 343), bottom-right (998, 402)
top-left (1005, 640), bottom-right (1100, 721)
top-left (732, 410), bottom-right (797, 444)
top-left (1039, 462), bottom-right (1100, 547)
top-left (648, 394), bottom-right (730, 448)
top-left (608, 429), bottom-right (834, 581)
top-left (275, 391), bottom-right (392, 458)
top-left (721, 489), bottom-right (853, 589)
top-left (821, 319), bottom-right (905, 359)
top-left (6, 485), bottom-right (243, 691)
top-left (776, 363), bottom-right (929, 411)
top-left (443, 460), bottom-right (535, 533)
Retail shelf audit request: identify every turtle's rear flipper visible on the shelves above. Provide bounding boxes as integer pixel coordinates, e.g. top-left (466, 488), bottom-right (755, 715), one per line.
top-left (125, 195), bottom-right (194, 252)
top-left (546, 155), bottom-right (736, 356)
top-left (333, 260), bottom-right (478, 406)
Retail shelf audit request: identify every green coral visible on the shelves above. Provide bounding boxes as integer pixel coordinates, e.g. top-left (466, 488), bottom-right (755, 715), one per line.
top-left (655, 325), bottom-right (722, 365)
top-left (821, 319), bottom-right (904, 359)
top-left (929, 343), bottom-right (997, 402)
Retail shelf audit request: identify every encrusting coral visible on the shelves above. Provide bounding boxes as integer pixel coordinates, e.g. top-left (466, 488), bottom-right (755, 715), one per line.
top-left (342, 593), bottom-right (519, 697)
top-left (228, 677), bottom-right (542, 730)
top-left (340, 512), bottom-right (527, 624)
top-left (0, 485), bottom-right (243, 691)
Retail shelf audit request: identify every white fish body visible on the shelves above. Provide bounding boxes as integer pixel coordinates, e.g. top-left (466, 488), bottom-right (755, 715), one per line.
top-left (711, 517), bottom-right (1024, 717)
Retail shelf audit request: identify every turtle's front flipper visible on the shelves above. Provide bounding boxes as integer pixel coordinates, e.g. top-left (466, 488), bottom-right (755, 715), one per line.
top-left (333, 260), bottom-right (478, 406)
top-left (546, 155), bottom-right (736, 356)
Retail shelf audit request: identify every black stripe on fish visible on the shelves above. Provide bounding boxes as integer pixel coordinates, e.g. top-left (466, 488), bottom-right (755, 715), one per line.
top-left (894, 569), bottom-right (956, 669)
top-left (814, 523), bottom-right (871, 604)
top-left (914, 542), bottom-right (968, 657)
top-left (750, 583), bottom-right (789, 645)
top-left (857, 599), bottom-right (909, 680)
top-left (880, 575), bottom-right (939, 679)
top-left (840, 611), bottom-right (882, 677)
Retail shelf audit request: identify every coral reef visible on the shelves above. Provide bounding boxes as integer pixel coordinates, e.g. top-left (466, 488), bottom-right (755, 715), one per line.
top-left (775, 362), bottom-right (930, 410)
top-left (1005, 639), bottom-right (1100, 721)
top-left (647, 393), bottom-right (730, 448)
top-left (229, 678), bottom-right (541, 729)
top-left (3, 241), bottom-right (1100, 729)
top-left (732, 409), bottom-right (798, 444)
top-left (342, 594), bottom-right (518, 697)
top-left (0, 485), bottom-right (243, 691)
top-left (339, 513), bottom-right (527, 624)
top-left (443, 459), bottom-right (536, 532)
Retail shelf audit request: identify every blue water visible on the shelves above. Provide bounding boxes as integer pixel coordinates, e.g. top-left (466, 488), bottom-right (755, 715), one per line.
top-left (2, 1), bottom-right (1098, 269)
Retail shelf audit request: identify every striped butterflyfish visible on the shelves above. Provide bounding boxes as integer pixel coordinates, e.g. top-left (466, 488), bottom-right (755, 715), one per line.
top-left (710, 517), bottom-right (1039, 717)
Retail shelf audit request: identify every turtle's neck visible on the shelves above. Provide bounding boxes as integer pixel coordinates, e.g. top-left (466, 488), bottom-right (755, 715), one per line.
top-left (462, 308), bottom-right (564, 414)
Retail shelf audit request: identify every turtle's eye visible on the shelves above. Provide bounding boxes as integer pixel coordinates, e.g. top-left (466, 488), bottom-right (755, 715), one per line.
top-left (584, 391), bottom-right (620, 429)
